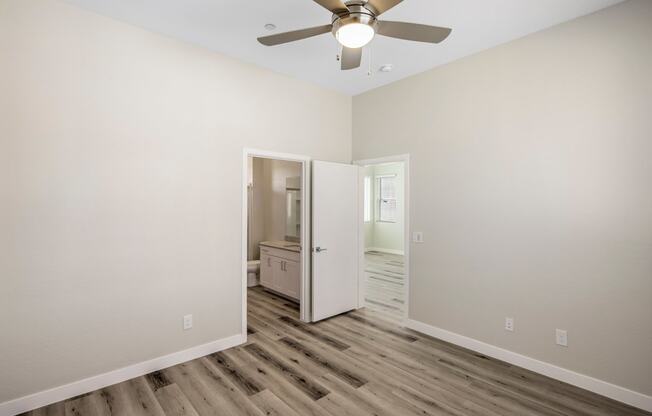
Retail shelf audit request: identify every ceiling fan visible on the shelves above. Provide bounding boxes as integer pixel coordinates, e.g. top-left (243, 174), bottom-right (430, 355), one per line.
top-left (257, 0), bottom-right (452, 70)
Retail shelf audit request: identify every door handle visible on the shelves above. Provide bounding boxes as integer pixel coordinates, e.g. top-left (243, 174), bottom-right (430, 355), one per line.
top-left (314, 247), bottom-right (328, 253)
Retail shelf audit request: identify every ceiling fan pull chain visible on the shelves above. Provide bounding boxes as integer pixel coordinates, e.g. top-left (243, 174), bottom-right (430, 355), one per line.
top-left (367, 45), bottom-right (373, 76)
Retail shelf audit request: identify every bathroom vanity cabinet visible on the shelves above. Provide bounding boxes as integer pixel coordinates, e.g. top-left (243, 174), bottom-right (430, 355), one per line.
top-left (260, 241), bottom-right (300, 301)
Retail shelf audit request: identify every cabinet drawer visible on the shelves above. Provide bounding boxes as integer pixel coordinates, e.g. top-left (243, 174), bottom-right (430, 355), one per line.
top-left (260, 246), bottom-right (300, 263)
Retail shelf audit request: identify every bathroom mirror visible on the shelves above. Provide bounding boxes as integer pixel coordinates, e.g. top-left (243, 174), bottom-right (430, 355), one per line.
top-left (285, 176), bottom-right (301, 242)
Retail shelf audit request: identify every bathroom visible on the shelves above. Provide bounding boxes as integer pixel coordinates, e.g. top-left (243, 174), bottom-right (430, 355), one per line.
top-left (246, 156), bottom-right (303, 307)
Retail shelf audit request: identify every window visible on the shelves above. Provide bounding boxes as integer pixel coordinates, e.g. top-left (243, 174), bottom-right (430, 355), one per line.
top-left (378, 175), bottom-right (397, 223)
top-left (363, 176), bottom-right (372, 223)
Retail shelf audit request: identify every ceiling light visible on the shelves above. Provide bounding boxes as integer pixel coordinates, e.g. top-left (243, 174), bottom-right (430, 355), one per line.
top-left (264, 23), bottom-right (277, 31)
top-left (335, 23), bottom-right (375, 49)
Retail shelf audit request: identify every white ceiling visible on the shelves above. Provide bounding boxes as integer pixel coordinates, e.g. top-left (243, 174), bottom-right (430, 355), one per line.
top-left (63, 0), bottom-right (623, 95)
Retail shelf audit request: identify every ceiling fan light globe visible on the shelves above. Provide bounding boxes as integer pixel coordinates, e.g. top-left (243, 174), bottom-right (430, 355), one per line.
top-left (336, 23), bottom-right (375, 48)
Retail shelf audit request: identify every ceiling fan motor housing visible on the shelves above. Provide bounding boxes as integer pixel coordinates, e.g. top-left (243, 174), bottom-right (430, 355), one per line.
top-left (331, 1), bottom-right (379, 39)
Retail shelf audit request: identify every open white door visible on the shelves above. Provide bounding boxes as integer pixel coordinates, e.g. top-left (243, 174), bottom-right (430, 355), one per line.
top-left (312, 160), bottom-right (359, 322)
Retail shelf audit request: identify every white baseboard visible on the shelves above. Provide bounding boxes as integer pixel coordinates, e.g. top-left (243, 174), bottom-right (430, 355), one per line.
top-left (405, 319), bottom-right (652, 413)
top-left (366, 247), bottom-right (405, 255)
top-left (0, 333), bottom-right (246, 416)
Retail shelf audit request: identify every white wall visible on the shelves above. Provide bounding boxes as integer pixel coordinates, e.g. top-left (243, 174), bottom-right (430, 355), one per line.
top-left (353, 0), bottom-right (652, 398)
top-left (363, 163), bottom-right (405, 254)
top-left (363, 166), bottom-right (375, 250)
top-left (0, 0), bottom-right (351, 404)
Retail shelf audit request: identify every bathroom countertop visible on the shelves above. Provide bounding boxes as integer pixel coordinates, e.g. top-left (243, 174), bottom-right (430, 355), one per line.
top-left (260, 240), bottom-right (301, 253)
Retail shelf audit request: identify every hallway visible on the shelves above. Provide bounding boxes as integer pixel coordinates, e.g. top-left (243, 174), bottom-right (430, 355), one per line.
top-left (364, 251), bottom-right (405, 323)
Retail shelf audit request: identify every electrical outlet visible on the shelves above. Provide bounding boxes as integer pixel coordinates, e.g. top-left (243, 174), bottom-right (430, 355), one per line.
top-left (183, 314), bottom-right (193, 330)
top-left (556, 329), bottom-right (568, 347)
top-left (413, 232), bottom-right (424, 243)
top-left (505, 317), bottom-right (514, 332)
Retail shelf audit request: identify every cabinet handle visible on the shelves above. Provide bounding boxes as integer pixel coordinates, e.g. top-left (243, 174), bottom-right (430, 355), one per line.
top-left (282, 261), bottom-right (286, 271)
top-left (267, 257), bottom-right (271, 266)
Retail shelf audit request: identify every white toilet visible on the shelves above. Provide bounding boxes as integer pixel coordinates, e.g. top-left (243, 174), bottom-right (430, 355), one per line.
top-left (247, 260), bottom-right (260, 287)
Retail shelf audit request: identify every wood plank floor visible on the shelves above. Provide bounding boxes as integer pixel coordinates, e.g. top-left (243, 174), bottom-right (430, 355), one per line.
top-left (23, 286), bottom-right (650, 416)
top-left (364, 251), bottom-right (405, 323)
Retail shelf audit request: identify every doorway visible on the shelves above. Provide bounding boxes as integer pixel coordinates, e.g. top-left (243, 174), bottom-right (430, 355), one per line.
top-left (241, 149), bottom-right (312, 338)
top-left (242, 151), bottom-right (380, 335)
top-left (355, 155), bottom-right (410, 325)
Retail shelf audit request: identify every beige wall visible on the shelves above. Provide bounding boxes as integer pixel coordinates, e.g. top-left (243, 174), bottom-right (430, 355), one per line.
top-left (261, 159), bottom-right (302, 243)
top-left (353, 0), bottom-right (652, 396)
top-left (0, 0), bottom-right (351, 403)
top-left (247, 157), bottom-right (302, 262)
top-left (247, 157), bottom-right (266, 260)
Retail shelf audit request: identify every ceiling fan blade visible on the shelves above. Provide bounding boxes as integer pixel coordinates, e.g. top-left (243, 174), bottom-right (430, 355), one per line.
top-left (257, 24), bottom-right (332, 46)
top-left (364, 0), bottom-right (404, 15)
top-left (341, 47), bottom-right (362, 70)
top-left (377, 21), bottom-right (451, 43)
top-left (312, 0), bottom-right (349, 15)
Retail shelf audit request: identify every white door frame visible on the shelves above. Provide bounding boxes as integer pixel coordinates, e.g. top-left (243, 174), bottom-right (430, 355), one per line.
top-left (241, 148), bottom-right (312, 339)
top-left (353, 154), bottom-right (410, 325)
